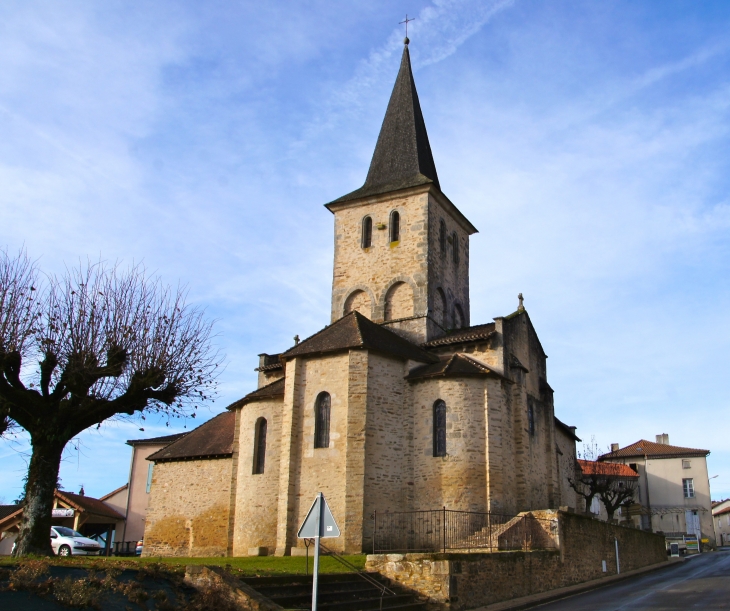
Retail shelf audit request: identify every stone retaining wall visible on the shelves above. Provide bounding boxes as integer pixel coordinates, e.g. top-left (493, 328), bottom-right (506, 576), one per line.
top-left (366, 511), bottom-right (667, 610)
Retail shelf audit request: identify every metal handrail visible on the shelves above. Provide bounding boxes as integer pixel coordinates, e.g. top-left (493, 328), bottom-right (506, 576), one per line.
top-left (319, 541), bottom-right (396, 597)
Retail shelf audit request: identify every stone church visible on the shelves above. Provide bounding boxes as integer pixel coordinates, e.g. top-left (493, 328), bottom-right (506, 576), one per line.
top-left (142, 42), bottom-right (580, 557)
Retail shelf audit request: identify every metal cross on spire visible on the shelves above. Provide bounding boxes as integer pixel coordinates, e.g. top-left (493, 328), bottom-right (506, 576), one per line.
top-left (400, 14), bottom-right (415, 43)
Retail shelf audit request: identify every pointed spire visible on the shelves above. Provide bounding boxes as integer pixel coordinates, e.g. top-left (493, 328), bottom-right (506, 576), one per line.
top-left (328, 42), bottom-right (440, 204)
top-left (365, 42), bottom-right (439, 191)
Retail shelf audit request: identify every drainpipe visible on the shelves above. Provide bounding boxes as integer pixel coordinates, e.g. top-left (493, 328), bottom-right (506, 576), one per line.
top-left (615, 538), bottom-right (620, 574)
top-left (644, 454), bottom-right (652, 531)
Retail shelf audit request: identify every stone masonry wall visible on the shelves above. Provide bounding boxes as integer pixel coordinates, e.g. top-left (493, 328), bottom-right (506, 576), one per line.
top-left (362, 352), bottom-right (412, 550)
top-left (410, 378), bottom-right (488, 513)
top-left (143, 457), bottom-right (232, 557)
top-left (231, 397), bottom-right (283, 556)
top-left (330, 190), bottom-right (429, 330)
top-left (427, 193), bottom-right (470, 333)
top-left (286, 353), bottom-right (350, 554)
top-left (366, 511), bottom-right (667, 610)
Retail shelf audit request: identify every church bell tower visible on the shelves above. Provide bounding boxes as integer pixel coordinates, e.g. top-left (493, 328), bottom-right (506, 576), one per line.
top-left (325, 40), bottom-right (478, 344)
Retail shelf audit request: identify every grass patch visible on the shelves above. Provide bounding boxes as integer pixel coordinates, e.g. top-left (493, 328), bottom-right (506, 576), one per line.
top-left (0, 553), bottom-right (367, 576)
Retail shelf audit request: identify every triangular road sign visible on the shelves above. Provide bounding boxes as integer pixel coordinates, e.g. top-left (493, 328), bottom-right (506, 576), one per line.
top-left (297, 493), bottom-right (340, 538)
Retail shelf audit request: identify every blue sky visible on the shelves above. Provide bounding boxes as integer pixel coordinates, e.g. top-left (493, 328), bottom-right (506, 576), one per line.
top-left (1, 0), bottom-right (729, 503)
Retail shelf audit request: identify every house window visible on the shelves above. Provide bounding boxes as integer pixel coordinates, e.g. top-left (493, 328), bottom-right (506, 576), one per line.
top-left (253, 417), bottom-right (267, 475)
top-left (314, 392), bottom-right (331, 449)
top-left (439, 220), bottom-right (446, 255)
top-left (452, 232), bottom-right (459, 264)
top-left (433, 400), bottom-right (447, 457)
top-left (629, 463), bottom-right (638, 473)
top-left (682, 459), bottom-right (691, 469)
top-left (527, 404), bottom-right (535, 436)
top-left (145, 463), bottom-right (154, 494)
top-left (390, 211), bottom-right (400, 243)
top-left (361, 216), bottom-right (372, 248)
top-left (683, 478), bottom-right (695, 498)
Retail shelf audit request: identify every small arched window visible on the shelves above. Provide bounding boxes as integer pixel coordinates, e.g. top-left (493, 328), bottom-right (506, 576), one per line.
top-left (452, 232), bottom-right (460, 264)
top-left (314, 392), bottom-right (331, 449)
top-left (433, 400), bottom-right (447, 457)
top-left (389, 211), bottom-right (400, 243)
top-left (361, 216), bottom-right (372, 249)
top-left (253, 417), bottom-right (267, 475)
top-left (439, 220), bottom-right (446, 255)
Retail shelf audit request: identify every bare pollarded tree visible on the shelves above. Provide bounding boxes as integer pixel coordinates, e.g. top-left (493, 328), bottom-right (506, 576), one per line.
top-left (0, 249), bottom-right (221, 556)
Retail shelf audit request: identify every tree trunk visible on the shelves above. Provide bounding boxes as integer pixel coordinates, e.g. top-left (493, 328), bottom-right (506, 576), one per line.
top-left (13, 437), bottom-right (64, 556)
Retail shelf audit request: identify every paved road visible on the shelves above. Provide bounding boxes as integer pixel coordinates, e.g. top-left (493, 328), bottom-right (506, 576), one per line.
top-left (530, 550), bottom-right (730, 610)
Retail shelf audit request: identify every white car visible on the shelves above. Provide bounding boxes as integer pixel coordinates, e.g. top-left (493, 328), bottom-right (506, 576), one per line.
top-left (50, 526), bottom-right (101, 556)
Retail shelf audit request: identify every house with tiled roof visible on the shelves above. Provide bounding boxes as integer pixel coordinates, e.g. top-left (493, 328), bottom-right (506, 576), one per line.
top-left (142, 40), bottom-right (580, 557)
top-left (712, 499), bottom-right (730, 546)
top-left (599, 434), bottom-right (714, 549)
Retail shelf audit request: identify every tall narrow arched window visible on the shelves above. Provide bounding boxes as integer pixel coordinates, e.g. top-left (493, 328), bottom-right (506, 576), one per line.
top-left (361, 216), bottom-right (372, 248)
top-left (389, 211), bottom-right (400, 243)
top-left (314, 392), bottom-right (331, 449)
top-left (527, 404), bottom-right (535, 436)
top-left (253, 417), bottom-right (267, 475)
top-left (439, 220), bottom-right (446, 256)
top-left (452, 232), bottom-right (460, 264)
top-left (433, 400), bottom-right (447, 457)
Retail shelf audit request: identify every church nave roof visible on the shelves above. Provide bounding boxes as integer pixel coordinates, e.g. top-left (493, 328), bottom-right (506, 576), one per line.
top-left (407, 352), bottom-right (506, 381)
top-left (282, 310), bottom-right (437, 363)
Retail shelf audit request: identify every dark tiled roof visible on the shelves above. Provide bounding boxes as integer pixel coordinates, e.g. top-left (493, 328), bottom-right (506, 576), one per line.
top-left (56, 491), bottom-right (125, 520)
top-left (126, 432), bottom-right (187, 446)
top-left (255, 353), bottom-right (283, 372)
top-left (0, 505), bottom-right (21, 522)
top-left (328, 44), bottom-right (439, 205)
top-left (235, 378), bottom-right (286, 408)
top-left (577, 460), bottom-right (639, 478)
top-left (147, 411), bottom-right (235, 462)
top-left (554, 417), bottom-right (581, 442)
top-left (424, 323), bottom-right (496, 348)
top-left (599, 439), bottom-right (710, 460)
top-left (282, 311), bottom-right (437, 364)
top-left (407, 353), bottom-right (505, 381)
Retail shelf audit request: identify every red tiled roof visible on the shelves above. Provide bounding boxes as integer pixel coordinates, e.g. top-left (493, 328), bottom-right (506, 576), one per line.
top-left (598, 439), bottom-right (710, 460)
top-left (577, 460), bottom-right (639, 478)
top-left (715, 506), bottom-right (730, 517)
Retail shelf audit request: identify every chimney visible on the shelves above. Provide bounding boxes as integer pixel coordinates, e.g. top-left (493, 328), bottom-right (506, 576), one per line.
top-left (656, 433), bottom-right (669, 445)
top-left (611, 443), bottom-right (619, 452)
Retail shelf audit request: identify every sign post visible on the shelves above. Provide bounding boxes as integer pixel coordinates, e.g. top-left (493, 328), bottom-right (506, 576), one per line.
top-left (297, 493), bottom-right (340, 611)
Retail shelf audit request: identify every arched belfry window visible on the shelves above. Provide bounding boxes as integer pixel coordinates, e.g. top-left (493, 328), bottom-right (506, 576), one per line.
top-left (433, 400), bottom-right (447, 457)
top-left (390, 211), bottom-right (400, 243)
top-left (439, 220), bottom-right (446, 255)
top-left (362, 216), bottom-right (372, 249)
top-left (452, 232), bottom-right (460, 264)
top-left (253, 417), bottom-right (267, 475)
top-left (314, 392), bottom-right (331, 449)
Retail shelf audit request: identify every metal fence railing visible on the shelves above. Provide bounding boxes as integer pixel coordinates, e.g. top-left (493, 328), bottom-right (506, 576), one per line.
top-left (371, 508), bottom-right (558, 554)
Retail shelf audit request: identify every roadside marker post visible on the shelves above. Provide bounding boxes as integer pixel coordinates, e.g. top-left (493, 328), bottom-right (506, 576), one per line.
top-left (298, 492), bottom-right (340, 611)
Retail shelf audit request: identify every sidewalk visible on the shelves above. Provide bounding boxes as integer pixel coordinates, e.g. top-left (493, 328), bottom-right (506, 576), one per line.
top-left (473, 558), bottom-right (684, 611)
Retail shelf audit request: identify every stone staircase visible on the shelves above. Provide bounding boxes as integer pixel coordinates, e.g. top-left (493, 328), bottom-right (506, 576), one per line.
top-left (240, 573), bottom-right (428, 611)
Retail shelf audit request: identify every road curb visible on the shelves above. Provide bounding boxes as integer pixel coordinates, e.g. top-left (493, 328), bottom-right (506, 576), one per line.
top-left (473, 558), bottom-right (683, 611)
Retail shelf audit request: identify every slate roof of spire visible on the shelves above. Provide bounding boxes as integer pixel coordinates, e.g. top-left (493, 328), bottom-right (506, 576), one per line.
top-left (281, 311), bottom-right (437, 364)
top-left (329, 43), bottom-right (440, 204)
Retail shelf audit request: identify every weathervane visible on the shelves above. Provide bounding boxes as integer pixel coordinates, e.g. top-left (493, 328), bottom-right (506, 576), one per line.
top-left (400, 14), bottom-right (415, 44)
